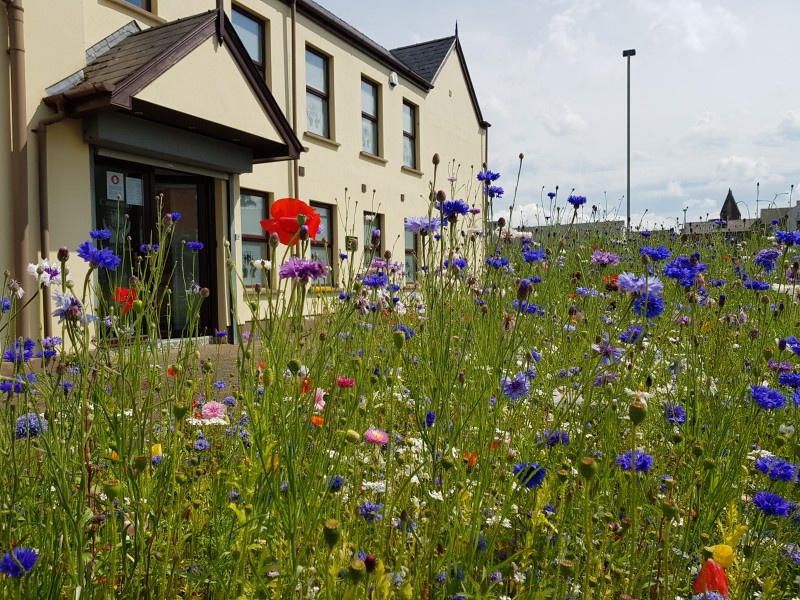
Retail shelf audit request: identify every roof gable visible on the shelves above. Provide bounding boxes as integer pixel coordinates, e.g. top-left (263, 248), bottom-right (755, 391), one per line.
top-left (390, 37), bottom-right (455, 84)
top-left (720, 189), bottom-right (741, 221)
top-left (44, 10), bottom-right (303, 162)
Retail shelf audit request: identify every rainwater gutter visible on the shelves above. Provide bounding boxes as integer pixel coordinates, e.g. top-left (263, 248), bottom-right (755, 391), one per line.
top-left (3, 0), bottom-right (30, 337)
top-left (291, 0), bottom-right (299, 199)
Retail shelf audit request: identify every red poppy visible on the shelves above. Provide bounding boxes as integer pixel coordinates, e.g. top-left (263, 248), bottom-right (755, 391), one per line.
top-left (260, 198), bottom-right (321, 246)
top-left (462, 452), bottom-right (478, 468)
top-left (167, 365), bottom-right (182, 377)
top-left (693, 559), bottom-right (729, 599)
top-left (299, 376), bottom-right (312, 394)
top-left (114, 286), bottom-right (137, 316)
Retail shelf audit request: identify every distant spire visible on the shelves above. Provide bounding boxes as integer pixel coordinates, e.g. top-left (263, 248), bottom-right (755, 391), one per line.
top-left (455, 20), bottom-right (459, 38)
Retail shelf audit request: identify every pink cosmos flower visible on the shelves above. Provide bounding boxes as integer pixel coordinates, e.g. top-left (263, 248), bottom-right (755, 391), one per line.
top-left (337, 376), bottom-right (355, 388)
top-left (202, 401), bottom-right (227, 420)
top-left (364, 428), bottom-right (389, 445)
top-left (314, 388), bottom-right (326, 411)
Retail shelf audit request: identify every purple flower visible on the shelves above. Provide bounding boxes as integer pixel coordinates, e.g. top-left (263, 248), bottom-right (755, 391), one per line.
top-left (487, 185), bottom-right (504, 198)
top-left (592, 333), bottom-right (623, 365)
top-left (404, 216), bottom-right (442, 234)
top-left (77, 240), bottom-right (121, 270)
top-left (662, 255), bottom-right (707, 288)
top-left (753, 491), bottom-right (791, 517)
top-left (278, 258), bottom-right (329, 282)
top-left (590, 249), bottom-right (620, 266)
top-left (620, 325), bottom-right (644, 344)
top-left (663, 402), bottom-right (686, 425)
top-left (633, 294), bottom-right (665, 319)
top-left (425, 411), bottom-right (436, 428)
top-left (617, 273), bottom-right (664, 297)
top-left (3, 338), bottom-right (35, 363)
top-left (15, 413), bottom-right (47, 439)
top-left (639, 245), bottom-right (671, 261)
top-left (744, 279), bottom-right (770, 291)
top-left (89, 229), bottom-right (111, 240)
top-left (754, 456), bottom-right (797, 482)
top-left (750, 385), bottom-right (787, 410)
top-left (0, 547), bottom-right (38, 577)
top-left (501, 372), bottom-right (530, 402)
top-left (185, 241), bottom-right (204, 251)
top-left (616, 449), bottom-right (653, 472)
top-left (358, 501), bottom-right (383, 523)
top-left (567, 195), bottom-right (587, 208)
top-left (778, 372), bottom-right (800, 388)
top-left (440, 199), bottom-right (470, 219)
top-left (194, 437), bottom-right (211, 452)
top-left (477, 170), bottom-right (501, 182)
top-left (513, 462), bottom-right (547, 488)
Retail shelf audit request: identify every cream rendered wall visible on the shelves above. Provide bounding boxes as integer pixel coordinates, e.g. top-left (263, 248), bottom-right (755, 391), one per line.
top-left (0, 8), bottom-right (11, 277)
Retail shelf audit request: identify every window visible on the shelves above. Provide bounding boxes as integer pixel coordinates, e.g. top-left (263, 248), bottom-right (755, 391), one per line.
top-left (306, 49), bottom-right (330, 138)
top-left (402, 101), bottom-right (417, 169)
top-left (232, 6), bottom-right (266, 74)
top-left (363, 212), bottom-right (383, 268)
top-left (361, 79), bottom-right (379, 155)
top-left (310, 202), bottom-right (334, 285)
top-left (240, 191), bottom-right (271, 287)
top-left (404, 229), bottom-right (417, 283)
top-left (123, 0), bottom-right (151, 9)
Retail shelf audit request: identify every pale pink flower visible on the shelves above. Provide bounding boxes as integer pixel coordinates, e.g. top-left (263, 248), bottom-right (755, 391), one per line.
top-left (314, 388), bottom-right (326, 411)
top-left (364, 428), bottom-right (388, 445)
top-left (202, 401), bottom-right (227, 420)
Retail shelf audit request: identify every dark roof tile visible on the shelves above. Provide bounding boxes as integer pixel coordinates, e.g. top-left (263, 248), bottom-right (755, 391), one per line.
top-left (390, 36), bottom-right (455, 83)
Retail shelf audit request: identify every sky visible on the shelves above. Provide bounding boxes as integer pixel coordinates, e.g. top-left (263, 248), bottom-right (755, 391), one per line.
top-left (317, 0), bottom-right (800, 231)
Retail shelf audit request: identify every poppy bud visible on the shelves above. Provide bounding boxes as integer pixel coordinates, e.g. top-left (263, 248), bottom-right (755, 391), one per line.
top-left (269, 232), bottom-right (280, 248)
top-left (558, 559), bottom-right (575, 577)
top-left (323, 518), bottom-right (341, 548)
top-left (299, 224), bottom-right (309, 241)
top-left (57, 246), bottom-right (70, 262)
top-left (296, 213), bottom-right (307, 226)
top-left (497, 217), bottom-right (506, 229)
top-left (661, 499), bottom-right (679, 519)
top-left (349, 559), bottom-right (366, 582)
top-left (173, 402), bottom-right (189, 421)
top-left (578, 457), bottom-right (598, 480)
top-left (287, 359), bottom-right (301, 375)
top-left (432, 153), bottom-right (440, 165)
top-left (436, 190), bottom-right (446, 202)
top-left (383, 250), bottom-right (392, 260)
top-left (392, 331), bottom-right (405, 351)
top-left (103, 479), bottom-right (124, 501)
top-left (345, 429), bottom-right (361, 443)
top-left (133, 455), bottom-right (149, 473)
top-left (441, 457), bottom-right (454, 470)
top-left (629, 399), bottom-right (648, 424)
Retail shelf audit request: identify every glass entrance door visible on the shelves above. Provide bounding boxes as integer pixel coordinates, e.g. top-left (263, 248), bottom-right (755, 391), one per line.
top-left (94, 159), bottom-right (216, 339)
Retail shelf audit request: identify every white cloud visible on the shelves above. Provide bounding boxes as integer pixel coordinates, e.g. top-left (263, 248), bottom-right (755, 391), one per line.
top-left (633, 0), bottom-right (747, 52)
top-left (543, 105), bottom-right (588, 137)
top-left (714, 155), bottom-right (770, 181)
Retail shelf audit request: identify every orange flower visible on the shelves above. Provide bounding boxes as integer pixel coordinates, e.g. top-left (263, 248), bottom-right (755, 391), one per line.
top-left (311, 415), bottom-right (324, 427)
top-left (113, 286), bottom-right (137, 316)
top-left (300, 376), bottom-right (312, 394)
top-left (462, 452), bottom-right (478, 468)
top-left (260, 198), bottom-right (321, 246)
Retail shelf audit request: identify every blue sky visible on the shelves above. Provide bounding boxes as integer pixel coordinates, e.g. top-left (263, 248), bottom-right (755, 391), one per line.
top-left (318, 0), bottom-right (800, 229)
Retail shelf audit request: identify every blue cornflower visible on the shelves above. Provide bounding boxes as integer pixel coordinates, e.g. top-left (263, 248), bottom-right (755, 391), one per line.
top-left (754, 456), bottom-right (797, 482)
top-left (1, 297), bottom-right (9, 314)
top-left (743, 278), bottom-right (770, 291)
top-left (501, 372), bottom-right (530, 401)
top-left (778, 372), bottom-right (800, 388)
top-left (567, 195), bottom-right (587, 208)
top-left (755, 248), bottom-right (781, 273)
top-left (616, 449), bottom-right (654, 472)
top-left (15, 413), bottom-right (47, 439)
top-left (404, 216), bottom-right (441, 234)
top-left (0, 547), bottom-right (38, 577)
top-left (783, 335), bottom-right (800, 356)
top-left (443, 257), bottom-right (467, 270)
top-left (617, 273), bottom-right (664, 297)
top-left (213, 380), bottom-right (226, 389)
top-left (591, 333), bottom-right (623, 365)
top-left (0, 374), bottom-right (35, 394)
top-left (76, 240), bottom-right (121, 270)
top-left (185, 241), bottom-right (204, 251)
top-left (750, 385), bottom-right (787, 410)
top-left (489, 570), bottom-right (504, 583)
top-left (691, 594), bottom-right (725, 600)
top-left (782, 543), bottom-right (800, 565)
top-left (487, 185), bottom-right (504, 198)
top-left (776, 230), bottom-right (800, 245)
top-left (140, 243), bottom-right (159, 253)
top-left (425, 411), bottom-right (436, 428)
top-left (753, 491), bottom-right (791, 517)
top-left (477, 170), bottom-right (501, 182)
top-left (223, 396), bottom-right (236, 407)
top-left (663, 402), bottom-right (686, 425)
top-left (89, 229), bottom-right (111, 240)
top-left (633, 294), bottom-right (665, 319)
top-left (194, 436), bottom-right (211, 452)
top-left (3, 338), bottom-right (35, 363)
top-left (168, 212), bottom-right (182, 222)
top-left (538, 429), bottom-right (568, 447)
top-left (662, 255), bottom-right (707, 288)
top-left (327, 475), bottom-right (344, 492)
top-left (709, 279), bottom-right (726, 287)
top-left (393, 324), bottom-right (414, 340)
top-left (639, 245), bottom-right (671, 261)
top-left (440, 199), bottom-right (470, 219)
top-left (513, 461), bottom-right (547, 489)
top-left (620, 325), bottom-right (643, 344)
top-left (358, 501), bottom-right (383, 523)
top-left (363, 272), bottom-right (388, 288)
top-left (522, 248), bottom-right (547, 263)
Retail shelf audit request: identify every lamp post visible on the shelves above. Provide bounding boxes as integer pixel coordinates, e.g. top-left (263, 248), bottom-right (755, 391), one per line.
top-left (622, 49), bottom-right (636, 232)
top-left (683, 206), bottom-right (688, 231)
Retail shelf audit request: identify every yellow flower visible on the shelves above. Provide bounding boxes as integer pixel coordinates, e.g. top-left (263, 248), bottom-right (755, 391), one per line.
top-left (151, 443), bottom-right (162, 458)
top-left (712, 544), bottom-right (734, 568)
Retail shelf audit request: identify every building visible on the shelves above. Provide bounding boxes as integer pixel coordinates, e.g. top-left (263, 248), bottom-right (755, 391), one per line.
top-left (0, 0), bottom-right (489, 339)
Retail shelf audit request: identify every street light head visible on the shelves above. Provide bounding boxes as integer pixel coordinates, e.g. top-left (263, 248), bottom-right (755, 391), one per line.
top-left (622, 49), bottom-right (636, 57)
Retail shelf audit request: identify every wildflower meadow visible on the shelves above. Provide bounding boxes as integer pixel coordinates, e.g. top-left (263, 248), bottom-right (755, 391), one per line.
top-left (1, 156), bottom-right (800, 599)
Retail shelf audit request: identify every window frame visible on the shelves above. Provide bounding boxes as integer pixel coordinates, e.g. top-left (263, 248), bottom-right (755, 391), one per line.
top-left (123, 0), bottom-right (152, 10)
top-left (306, 47), bottom-right (331, 139)
top-left (240, 189), bottom-right (272, 289)
top-left (404, 229), bottom-right (417, 283)
top-left (310, 202), bottom-right (335, 286)
top-left (402, 100), bottom-right (418, 169)
top-left (360, 78), bottom-right (380, 155)
top-left (232, 5), bottom-right (266, 76)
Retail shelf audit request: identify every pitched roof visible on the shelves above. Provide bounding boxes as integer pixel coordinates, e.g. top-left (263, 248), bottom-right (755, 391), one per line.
top-left (720, 188), bottom-right (741, 221)
top-left (44, 10), bottom-right (303, 162)
top-left (390, 37), bottom-right (456, 84)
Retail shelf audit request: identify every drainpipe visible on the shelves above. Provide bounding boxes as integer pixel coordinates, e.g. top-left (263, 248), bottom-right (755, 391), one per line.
top-left (33, 99), bottom-right (67, 338)
top-left (291, 0), bottom-right (299, 199)
top-left (3, 0), bottom-right (30, 338)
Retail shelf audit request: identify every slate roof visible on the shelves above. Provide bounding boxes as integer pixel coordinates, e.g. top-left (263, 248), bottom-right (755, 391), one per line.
top-left (82, 11), bottom-right (213, 87)
top-left (390, 37), bottom-right (456, 84)
top-left (720, 189), bottom-right (741, 221)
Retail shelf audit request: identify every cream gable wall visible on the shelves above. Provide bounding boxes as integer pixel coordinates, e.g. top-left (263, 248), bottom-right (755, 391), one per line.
top-left (135, 36), bottom-right (282, 143)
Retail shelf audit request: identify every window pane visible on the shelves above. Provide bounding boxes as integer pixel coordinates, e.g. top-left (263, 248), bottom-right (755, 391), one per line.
top-left (403, 136), bottom-right (416, 169)
top-left (241, 193), bottom-right (266, 236)
top-left (402, 103), bottom-right (414, 134)
top-left (232, 9), bottom-right (262, 64)
top-left (404, 252), bottom-right (416, 283)
top-left (124, 0), bottom-right (150, 9)
top-left (310, 246), bottom-right (333, 285)
top-left (315, 205), bottom-right (332, 242)
top-left (306, 50), bottom-right (327, 92)
top-left (362, 118), bottom-right (378, 154)
top-left (306, 93), bottom-right (329, 137)
top-left (404, 230), bottom-right (416, 250)
top-left (241, 241), bottom-right (269, 286)
top-left (361, 80), bottom-right (377, 117)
